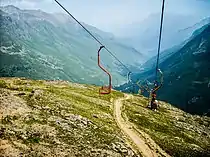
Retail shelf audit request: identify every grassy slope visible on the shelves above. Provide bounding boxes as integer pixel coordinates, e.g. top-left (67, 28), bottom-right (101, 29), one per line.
top-left (0, 78), bottom-right (136, 157)
top-left (0, 78), bottom-right (210, 157)
top-left (123, 96), bottom-right (210, 157)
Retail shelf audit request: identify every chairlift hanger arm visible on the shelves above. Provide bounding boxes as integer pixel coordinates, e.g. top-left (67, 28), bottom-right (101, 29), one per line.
top-left (153, 69), bottom-right (164, 93)
top-left (127, 72), bottom-right (132, 83)
top-left (98, 46), bottom-right (112, 94)
top-left (158, 69), bottom-right (163, 82)
top-left (153, 85), bottom-right (161, 93)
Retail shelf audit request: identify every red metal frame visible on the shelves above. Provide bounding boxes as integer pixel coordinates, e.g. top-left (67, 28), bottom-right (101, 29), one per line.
top-left (98, 46), bottom-right (112, 94)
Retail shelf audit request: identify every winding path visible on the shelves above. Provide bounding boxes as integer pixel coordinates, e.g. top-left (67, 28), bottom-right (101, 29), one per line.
top-left (113, 94), bottom-right (170, 157)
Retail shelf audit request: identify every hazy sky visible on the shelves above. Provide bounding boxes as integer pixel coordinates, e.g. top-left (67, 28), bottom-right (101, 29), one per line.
top-left (1, 0), bottom-right (210, 34)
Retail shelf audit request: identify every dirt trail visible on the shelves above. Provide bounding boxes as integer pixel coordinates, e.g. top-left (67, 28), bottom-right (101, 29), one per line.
top-left (113, 94), bottom-right (170, 157)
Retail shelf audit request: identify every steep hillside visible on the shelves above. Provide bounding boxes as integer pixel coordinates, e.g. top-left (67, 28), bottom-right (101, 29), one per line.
top-left (0, 78), bottom-right (210, 157)
top-left (117, 23), bottom-right (210, 115)
top-left (156, 24), bottom-right (210, 115)
top-left (0, 5), bottom-right (144, 86)
top-left (139, 44), bottom-right (184, 72)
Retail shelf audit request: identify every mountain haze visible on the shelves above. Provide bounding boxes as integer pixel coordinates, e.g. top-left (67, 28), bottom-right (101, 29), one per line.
top-left (121, 13), bottom-right (210, 57)
top-left (117, 23), bottom-right (210, 115)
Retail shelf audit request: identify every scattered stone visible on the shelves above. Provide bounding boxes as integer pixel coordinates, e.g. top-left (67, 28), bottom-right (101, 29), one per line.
top-left (202, 131), bottom-right (208, 136)
top-left (191, 144), bottom-right (202, 151)
top-left (0, 127), bottom-right (6, 137)
top-left (53, 139), bottom-right (61, 145)
top-left (43, 106), bottom-right (51, 110)
top-left (121, 148), bottom-right (128, 153)
top-left (17, 92), bottom-right (26, 96)
top-left (33, 105), bottom-right (42, 110)
top-left (56, 120), bottom-right (61, 125)
top-left (20, 134), bottom-right (27, 140)
top-left (111, 142), bottom-right (129, 154)
top-left (93, 114), bottom-right (98, 118)
top-left (34, 90), bottom-right (43, 97)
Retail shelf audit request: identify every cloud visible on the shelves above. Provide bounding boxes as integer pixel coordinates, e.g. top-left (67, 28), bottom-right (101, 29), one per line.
top-left (1, 0), bottom-right (51, 9)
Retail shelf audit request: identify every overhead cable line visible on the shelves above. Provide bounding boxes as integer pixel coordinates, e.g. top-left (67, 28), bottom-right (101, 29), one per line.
top-left (155, 0), bottom-right (165, 79)
top-left (54, 0), bottom-right (131, 73)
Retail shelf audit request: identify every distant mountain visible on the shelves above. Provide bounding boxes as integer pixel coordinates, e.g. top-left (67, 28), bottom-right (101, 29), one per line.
top-left (157, 24), bottom-right (210, 115)
top-left (120, 13), bottom-right (209, 57)
top-left (179, 17), bottom-right (210, 37)
top-left (0, 5), bottom-right (144, 86)
top-left (116, 23), bottom-right (210, 115)
top-left (138, 17), bottom-right (210, 72)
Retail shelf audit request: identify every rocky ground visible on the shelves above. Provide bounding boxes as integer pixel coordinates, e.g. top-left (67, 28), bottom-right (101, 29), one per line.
top-left (0, 78), bottom-right (136, 157)
top-left (0, 77), bottom-right (210, 157)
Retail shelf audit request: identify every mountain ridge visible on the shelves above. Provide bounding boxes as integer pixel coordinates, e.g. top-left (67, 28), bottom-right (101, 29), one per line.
top-left (0, 5), bottom-right (144, 86)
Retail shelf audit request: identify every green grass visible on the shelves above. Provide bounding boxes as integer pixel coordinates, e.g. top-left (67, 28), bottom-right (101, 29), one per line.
top-left (123, 96), bottom-right (210, 157)
top-left (2, 78), bottom-right (209, 156)
top-left (0, 78), bottom-right (135, 157)
top-left (0, 80), bottom-right (7, 88)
